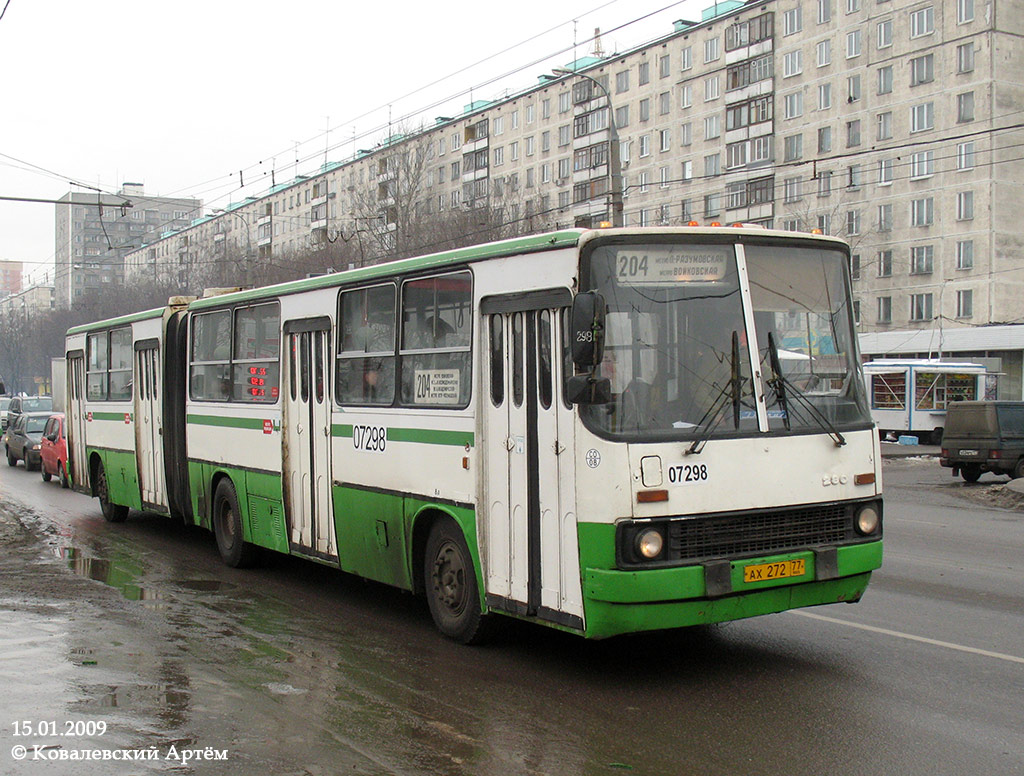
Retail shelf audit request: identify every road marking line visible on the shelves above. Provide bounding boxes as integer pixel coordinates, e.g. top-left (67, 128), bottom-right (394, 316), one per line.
top-left (792, 610), bottom-right (1024, 665)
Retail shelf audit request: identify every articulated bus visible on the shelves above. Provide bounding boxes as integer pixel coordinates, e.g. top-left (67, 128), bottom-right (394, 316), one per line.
top-left (65, 227), bottom-right (883, 642)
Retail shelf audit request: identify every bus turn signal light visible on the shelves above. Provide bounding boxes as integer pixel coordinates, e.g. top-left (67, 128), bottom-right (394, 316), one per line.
top-left (637, 489), bottom-right (669, 503)
top-left (855, 473), bottom-right (875, 485)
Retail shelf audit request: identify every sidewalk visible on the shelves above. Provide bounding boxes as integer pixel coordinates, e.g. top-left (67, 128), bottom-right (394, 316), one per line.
top-left (879, 442), bottom-right (940, 458)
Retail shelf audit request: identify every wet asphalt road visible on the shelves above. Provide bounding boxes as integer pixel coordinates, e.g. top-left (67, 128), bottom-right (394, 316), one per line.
top-left (1, 457), bottom-right (1022, 776)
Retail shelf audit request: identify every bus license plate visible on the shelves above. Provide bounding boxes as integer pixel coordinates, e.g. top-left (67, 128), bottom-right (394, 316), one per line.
top-left (743, 559), bottom-right (806, 583)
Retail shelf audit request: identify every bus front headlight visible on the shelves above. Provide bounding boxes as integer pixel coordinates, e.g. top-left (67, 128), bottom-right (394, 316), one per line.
top-left (636, 528), bottom-right (664, 559)
top-left (855, 504), bottom-right (880, 536)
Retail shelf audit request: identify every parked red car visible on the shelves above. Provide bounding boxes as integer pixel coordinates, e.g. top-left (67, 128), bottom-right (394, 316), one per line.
top-left (39, 412), bottom-right (70, 488)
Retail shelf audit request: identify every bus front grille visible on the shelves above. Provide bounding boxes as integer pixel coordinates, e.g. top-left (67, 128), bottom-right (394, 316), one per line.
top-left (666, 503), bottom-right (851, 564)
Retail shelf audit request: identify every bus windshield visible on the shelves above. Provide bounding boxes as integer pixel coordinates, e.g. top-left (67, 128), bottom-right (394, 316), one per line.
top-left (579, 238), bottom-right (870, 441)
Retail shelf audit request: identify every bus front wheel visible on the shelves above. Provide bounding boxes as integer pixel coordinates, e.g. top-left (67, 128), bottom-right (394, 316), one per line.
top-left (213, 478), bottom-right (259, 568)
top-left (424, 518), bottom-right (490, 644)
top-left (96, 463), bottom-right (129, 522)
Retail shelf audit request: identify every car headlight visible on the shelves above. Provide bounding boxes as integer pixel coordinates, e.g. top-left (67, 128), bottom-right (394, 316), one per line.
top-left (636, 528), bottom-right (664, 559)
top-left (855, 504), bottom-right (880, 536)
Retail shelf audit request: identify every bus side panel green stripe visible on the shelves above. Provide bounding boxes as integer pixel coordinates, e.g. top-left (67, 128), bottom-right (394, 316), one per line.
top-left (332, 424), bottom-right (473, 447)
top-left (187, 414), bottom-right (267, 430)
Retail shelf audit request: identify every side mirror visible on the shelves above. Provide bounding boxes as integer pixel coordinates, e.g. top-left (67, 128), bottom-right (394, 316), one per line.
top-left (566, 374), bottom-right (612, 405)
top-left (570, 292), bottom-right (606, 368)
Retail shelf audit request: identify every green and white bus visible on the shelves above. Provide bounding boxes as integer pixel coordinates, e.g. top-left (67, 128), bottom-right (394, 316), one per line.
top-left (66, 227), bottom-right (883, 642)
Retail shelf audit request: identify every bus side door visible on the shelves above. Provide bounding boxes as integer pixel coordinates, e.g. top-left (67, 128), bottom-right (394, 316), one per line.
top-left (481, 291), bottom-right (583, 629)
top-left (282, 318), bottom-right (336, 559)
top-left (67, 352), bottom-right (89, 491)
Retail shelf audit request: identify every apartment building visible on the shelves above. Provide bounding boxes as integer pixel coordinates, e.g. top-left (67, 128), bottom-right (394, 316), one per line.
top-left (55, 183), bottom-right (202, 308)
top-left (124, 0), bottom-right (1024, 338)
top-left (0, 260), bottom-right (24, 298)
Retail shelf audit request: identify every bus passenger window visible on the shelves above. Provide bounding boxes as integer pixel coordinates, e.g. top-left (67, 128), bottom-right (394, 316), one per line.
top-left (399, 271), bottom-right (472, 407)
top-left (490, 314), bottom-right (504, 407)
top-left (336, 284), bottom-right (396, 406)
top-left (512, 312), bottom-right (524, 408)
top-left (538, 310), bottom-right (552, 410)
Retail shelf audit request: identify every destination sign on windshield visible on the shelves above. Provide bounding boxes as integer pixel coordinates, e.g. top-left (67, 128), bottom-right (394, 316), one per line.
top-left (614, 246), bottom-right (731, 285)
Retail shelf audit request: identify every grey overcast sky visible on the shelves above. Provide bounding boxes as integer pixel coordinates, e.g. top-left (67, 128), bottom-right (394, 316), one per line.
top-left (0, 0), bottom-right (709, 284)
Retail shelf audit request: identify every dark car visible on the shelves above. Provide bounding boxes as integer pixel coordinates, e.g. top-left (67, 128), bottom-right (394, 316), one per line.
top-left (4, 411), bottom-right (51, 470)
top-left (939, 401), bottom-right (1024, 482)
top-left (7, 395), bottom-right (53, 431)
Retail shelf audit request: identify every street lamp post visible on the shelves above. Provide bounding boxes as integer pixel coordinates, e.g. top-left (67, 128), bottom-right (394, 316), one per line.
top-left (553, 67), bottom-right (623, 228)
top-left (212, 208), bottom-right (254, 286)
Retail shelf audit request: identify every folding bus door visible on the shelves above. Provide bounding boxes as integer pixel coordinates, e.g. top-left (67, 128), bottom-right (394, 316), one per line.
top-left (66, 352), bottom-right (89, 491)
top-left (282, 318), bottom-right (336, 560)
top-left (134, 341), bottom-right (167, 510)
top-left (480, 289), bottom-right (582, 630)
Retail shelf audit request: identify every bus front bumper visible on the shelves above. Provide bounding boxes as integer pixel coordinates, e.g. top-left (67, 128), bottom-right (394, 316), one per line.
top-left (581, 541), bottom-right (882, 639)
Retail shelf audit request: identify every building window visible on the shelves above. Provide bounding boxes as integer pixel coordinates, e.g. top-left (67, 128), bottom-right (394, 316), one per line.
top-left (878, 65), bottom-right (893, 95)
top-left (957, 141), bottom-right (975, 171)
top-left (704, 115), bottom-right (720, 140)
top-left (818, 170), bottom-right (833, 197)
top-left (818, 126), bottom-right (833, 153)
top-left (638, 61), bottom-right (650, 85)
top-left (660, 128), bottom-right (672, 151)
top-left (847, 120), bottom-right (861, 147)
top-left (727, 141), bottom-right (748, 169)
top-left (659, 91), bottom-right (671, 115)
top-left (638, 172), bottom-right (649, 193)
top-left (681, 46), bottom-right (692, 71)
top-left (877, 19), bottom-right (893, 48)
top-left (660, 54), bottom-right (671, 78)
top-left (819, 83), bottom-right (832, 109)
top-left (818, 0), bottom-right (832, 23)
top-left (957, 0), bottom-right (974, 23)
top-left (704, 193), bottom-right (721, 217)
top-left (784, 6), bottom-right (802, 35)
top-left (784, 133), bottom-right (803, 161)
top-left (910, 7), bottom-right (934, 38)
top-left (877, 203), bottom-right (893, 232)
top-left (680, 84), bottom-right (692, 109)
top-left (956, 289), bottom-right (973, 318)
top-left (957, 190), bottom-right (975, 220)
top-left (704, 153), bottom-right (721, 177)
top-left (878, 250), bottom-right (893, 277)
top-left (681, 160), bottom-right (693, 181)
top-left (817, 214), bottom-right (832, 234)
top-left (639, 134), bottom-right (651, 157)
top-left (957, 43), bottom-right (975, 73)
top-left (817, 40), bottom-right (832, 67)
top-left (911, 102), bottom-right (934, 132)
top-left (616, 70), bottom-right (630, 93)
top-left (846, 29), bottom-right (862, 58)
top-left (680, 122), bottom-right (692, 145)
top-left (911, 197), bottom-right (934, 226)
top-left (704, 37), bottom-right (720, 63)
top-left (640, 98), bottom-right (651, 121)
top-left (876, 157), bottom-right (892, 187)
top-left (910, 245), bottom-right (934, 274)
top-left (784, 177), bottom-right (803, 203)
top-left (958, 92), bottom-right (975, 123)
top-left (848, 75), bottom-right (861, 102)
top-left (910, 151), bottom-right (934, 179)
top-left (847, 210), bottom-right (862, 236)
top-left (910, 293), bottom-right (933, 322)
top-left (877, 296), bottom-right (892, 324)
top-left (784, 92), bottom-right (803, 119)
top-left (910, 54), bottom-right (934, 86)
top-left (847, 164), bottom-right (862, 189)
top-left (784, 50), bottom-right (802, 77)
top-left (877, 111), bottom-right (893, 140)
top-left (956, 240), bottom-right (974, 270)
top-left (705, 75), bottom-right (720, 101)
top-left (847, 0), bottom-right (860, 12)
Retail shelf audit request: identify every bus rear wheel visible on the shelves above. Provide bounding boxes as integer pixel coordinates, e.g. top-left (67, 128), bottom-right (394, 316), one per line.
top-left (96, 463), bottom-right (129, 522)
top-left (213, 478), bottom-right (258, 568)
top-left (424, 518), bottom-right (490, 644)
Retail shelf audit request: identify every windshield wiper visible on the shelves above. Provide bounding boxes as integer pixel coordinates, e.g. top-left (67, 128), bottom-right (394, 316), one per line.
top-left (765, 333), bottom-right (846, 447)
top-left (766, 332), bottom-right (791, 432)
top-left (686, 331), bottom-right (743, 455)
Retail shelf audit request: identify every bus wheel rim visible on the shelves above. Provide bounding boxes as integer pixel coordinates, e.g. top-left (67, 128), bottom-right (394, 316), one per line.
top-left (433, 541), bottom-right (467, 614)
